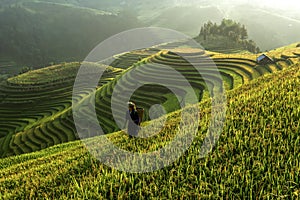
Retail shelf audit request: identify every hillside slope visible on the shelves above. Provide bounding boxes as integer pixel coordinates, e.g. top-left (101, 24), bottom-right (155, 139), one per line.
top-left (0, 1), bottom-right (140, 68)
top-left (0, 44), bottom-right (299, 158)
top-left (0, 62), bottom-right (299, 199)
top-left (148, 6), bottom-right (224, 35)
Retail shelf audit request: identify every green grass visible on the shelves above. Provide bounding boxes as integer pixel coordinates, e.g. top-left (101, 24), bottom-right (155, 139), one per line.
top-left (0, 62), bottom-right (124, 157)
top-left (8, 62), bottom-right (81, 85)
top-left (0, 44), bottom-right (299, 159)
top-left (0, 62), bottom-right (299, 199)
top-left (110, 48), bottom-right (159, 69)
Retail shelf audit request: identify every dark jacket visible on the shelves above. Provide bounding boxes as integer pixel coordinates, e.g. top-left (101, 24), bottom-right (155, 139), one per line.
top-left (126, 110), bottom-right (140, 136)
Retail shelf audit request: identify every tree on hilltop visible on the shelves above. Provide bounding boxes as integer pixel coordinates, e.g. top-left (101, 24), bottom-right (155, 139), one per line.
top-left (197, 19), bottom-right (260, 53)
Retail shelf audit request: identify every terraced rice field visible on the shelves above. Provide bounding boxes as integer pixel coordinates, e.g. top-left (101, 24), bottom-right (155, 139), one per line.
top-left (0, 62), bottom-right (123, 157)
top-left (0, 45), bottom-right (299, 157)
top-left (109, 48), bottom-right (160, 69)
top-left (0, 62), bottom-right (299, 199)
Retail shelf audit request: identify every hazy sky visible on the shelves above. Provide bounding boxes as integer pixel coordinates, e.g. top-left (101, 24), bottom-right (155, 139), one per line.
top-left (222, 0), bottom-right (300, 10)
top-left (186, 0), bottom-right (300, 20)
top-left (177, 0), bottom-right (300, 11)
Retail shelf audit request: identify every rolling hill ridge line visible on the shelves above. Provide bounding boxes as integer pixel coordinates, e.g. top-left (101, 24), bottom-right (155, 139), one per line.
top-left (0, 44), bottom-right (299, 157)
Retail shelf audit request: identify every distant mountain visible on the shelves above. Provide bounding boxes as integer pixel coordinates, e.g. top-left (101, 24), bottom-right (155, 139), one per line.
top-left (1, 0), bottom-right (300, 69)
top-left (0, 1), bottom-right (140, 69)
top-left (148, 6), bottom-right (224, 36)
top-left (227, 5), bottom-right (300, 51)
top-left (144, 3), bottom-right (300, 51)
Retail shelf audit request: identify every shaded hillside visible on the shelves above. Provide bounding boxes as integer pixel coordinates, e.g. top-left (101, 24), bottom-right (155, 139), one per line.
top-left (0, 1), bottom-right (140, 69)
top-left (2, 0), bottom-right (300, 71)
top-left (148, 6), bottom-right (224, 35)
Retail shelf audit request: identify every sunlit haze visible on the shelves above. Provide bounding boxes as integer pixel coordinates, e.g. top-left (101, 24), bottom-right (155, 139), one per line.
top-left (228, 0), bottom-right (299, 10)
top-left (183, 0), bottom-right (300, 10)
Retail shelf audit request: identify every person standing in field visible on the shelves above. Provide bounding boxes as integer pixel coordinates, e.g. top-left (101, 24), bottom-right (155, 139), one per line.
top-left (126, 102), bottom-right (140, 137)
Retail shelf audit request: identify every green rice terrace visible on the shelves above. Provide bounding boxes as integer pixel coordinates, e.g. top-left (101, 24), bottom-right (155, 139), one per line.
top-left (0, 43), bottom-right (300, 159)
top-left (0, 50), bottom-right (299, 198)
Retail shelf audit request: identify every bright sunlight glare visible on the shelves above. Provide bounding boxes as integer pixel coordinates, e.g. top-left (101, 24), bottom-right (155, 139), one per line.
top-left (245, 0), bottom-right (300, 10)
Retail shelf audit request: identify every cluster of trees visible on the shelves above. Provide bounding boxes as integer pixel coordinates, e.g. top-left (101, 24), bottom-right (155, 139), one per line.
top-left (200, 19), bottom-right (248, 41)
top-left (19, 66), bottom-right (33, 75)
top-left (198, 19), bottom-right (260, 53)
